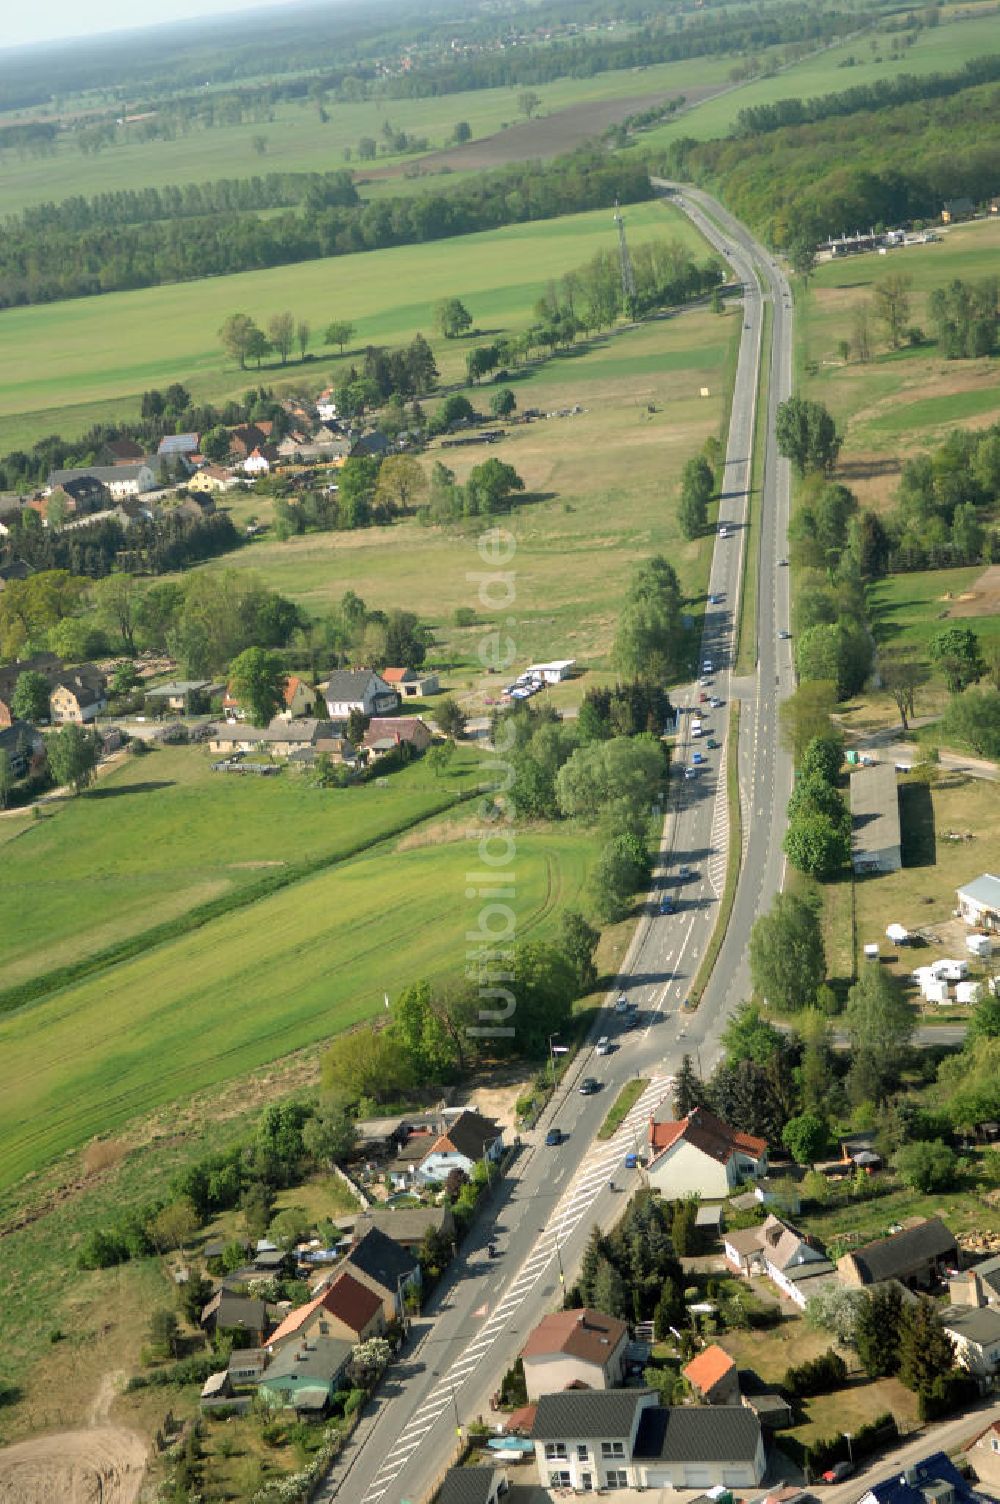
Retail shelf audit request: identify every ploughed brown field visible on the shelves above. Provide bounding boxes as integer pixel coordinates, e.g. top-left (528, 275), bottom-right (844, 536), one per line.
top-left (361, 83), bottom-right (726, 175)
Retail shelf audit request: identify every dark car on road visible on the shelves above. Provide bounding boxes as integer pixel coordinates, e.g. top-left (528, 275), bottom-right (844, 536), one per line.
top-left (545, 1128), bottom-right (562, 1146)
top-left (579, 1077), bottom-right (601, 1095)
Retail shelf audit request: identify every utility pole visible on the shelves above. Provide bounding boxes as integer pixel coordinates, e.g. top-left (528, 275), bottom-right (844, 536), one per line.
top-left (614, 200), bottom-right (637, 320)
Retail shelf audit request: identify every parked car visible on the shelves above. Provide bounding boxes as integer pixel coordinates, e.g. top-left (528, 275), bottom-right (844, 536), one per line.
top-left (779, 629), bottom-right (791, 640)
top-left (707, 737), bottom-right (720, 749)
top-left (545, 1128), bottom-right (562, 1146)
top-left (821, 1463), bottom-right (854, 1485)
top-left (710, 696), bottom-right (724, 709)
top-left (692, 751), bottom-right (704, 765)
top-left (579, 1077), bottom-right (600, 1096)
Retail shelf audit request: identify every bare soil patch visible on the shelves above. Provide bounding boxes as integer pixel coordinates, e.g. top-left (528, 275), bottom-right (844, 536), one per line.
top-left (363, 85), bottom-right (723, 175)
top-left (0, 1426), bottom-right (146, 1504)
top-left (946, 564), bottom-right (1000, 617)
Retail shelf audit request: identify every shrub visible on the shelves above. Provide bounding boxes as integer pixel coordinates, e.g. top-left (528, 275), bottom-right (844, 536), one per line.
top-left (783, 1348), bottom-right (847, 1398)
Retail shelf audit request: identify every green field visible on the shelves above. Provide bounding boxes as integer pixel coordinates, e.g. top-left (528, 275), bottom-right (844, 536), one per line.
top-left (869, 567), bottom-right (1000, 654)
top-left (0, 197), bottom-right (710, 452)
top-left (195, 302), bottom-right (736, 665)
top-left (0, 804), bottom-right (599, 1190)
top-left (641, 11), bottom-right (1000, 151)
top-left (0, 741), bottom-right (485, 991)
top-left (0, 56), bottom-right (735, 221)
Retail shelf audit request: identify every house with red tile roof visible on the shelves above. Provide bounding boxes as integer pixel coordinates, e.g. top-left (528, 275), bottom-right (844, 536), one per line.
top-left (646, 1106), bottom-right (767, 1200)
top-left (682, 1343), bottom-right (739, 1404)
top-left (381, 667), bottom-right (440, 699)
top-left (268, 1271), bottom-right (385, 1350)
top-left (520, 1309), bottom-right (628, 1400)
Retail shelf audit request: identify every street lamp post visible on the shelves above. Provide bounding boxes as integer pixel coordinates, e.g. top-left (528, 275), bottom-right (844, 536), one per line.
top-left (548, 1031), bottom-right (560, 1083)
top-left (844, 1433), bottom-right (853, 1465)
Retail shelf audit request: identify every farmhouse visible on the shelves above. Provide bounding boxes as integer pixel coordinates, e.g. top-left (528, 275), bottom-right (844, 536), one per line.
top-left (646, 1106), bottom-right (767, 1199)
top-left (258, 1334), bottom-right (353, 1414)
top-left (0, 720), bottom-right (44, 777)
top-left (850, 763), bottom-right (901, 874)
top-left (243, 445), bottom-right (277, 476)
top-left (200, 1291), bottom-right (274, 1345)
top-left (837, 1216), bottom-right (957, 1289)
top-left (145, 679), bottom-right (217, 712)
top-left (208, 718), bottom-right (353, 760)
top-left (331, 1226), bottom-right (420, 1321)
top-left (957, 874), bottom-right (1000, 932)
top-left (230, 424), bottom-right (271, 458)
top-left (323, 669), bottom-right (398, 719)
top-left (520, 1309), bottom-right (629, 1400)
top-left (530, 1390), bottom-right (765, 1491)
top-left (157, 432), bottom-right (200, 458)
top-left (187, 465), bottom-right (235, 495)
top-left (382, 667), bottom-right (440, 699)
top-left (43, 474), bottom-right (109, 515)
top-left (101, 437), bottom-right (147, 463)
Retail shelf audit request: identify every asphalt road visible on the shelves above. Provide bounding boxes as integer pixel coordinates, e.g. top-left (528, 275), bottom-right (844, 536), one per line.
top-left (324, 187), bottom-right (796, 1504)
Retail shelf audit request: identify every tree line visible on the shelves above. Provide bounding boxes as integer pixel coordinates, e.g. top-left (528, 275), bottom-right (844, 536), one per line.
top-left (11, 170), bottom-right (359, 235)
top-left (2, 510), bottom-right (241, 586)
top-left (658, 78), bottom-right (1000, 250)
top-left (0, 149), bottom-right (651, 308)
top-left (733, 54), bottom-right (1000, 137)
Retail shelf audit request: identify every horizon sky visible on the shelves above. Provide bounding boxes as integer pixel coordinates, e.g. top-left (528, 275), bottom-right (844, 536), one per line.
top-left (2, 0), bottom-right (307, 51)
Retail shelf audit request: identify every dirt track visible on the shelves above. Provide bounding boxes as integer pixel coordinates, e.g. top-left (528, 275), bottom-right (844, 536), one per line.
top-left (0, 1426), bottom-right (147, 1504)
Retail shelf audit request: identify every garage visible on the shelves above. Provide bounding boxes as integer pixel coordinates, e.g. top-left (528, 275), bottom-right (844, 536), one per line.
top-left (684, 1469), bottom-right (712, 1489)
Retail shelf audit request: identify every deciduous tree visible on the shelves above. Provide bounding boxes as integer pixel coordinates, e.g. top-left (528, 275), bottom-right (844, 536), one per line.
top-left (227, 646), bottom-right (286, 727)
top-left (749, 892), bottom-right (826, 1012)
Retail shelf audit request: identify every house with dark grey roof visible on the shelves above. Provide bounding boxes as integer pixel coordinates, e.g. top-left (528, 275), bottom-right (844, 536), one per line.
top-left (437, 1468), bottom-right (549, 1504)
top-left (942, 1305), bottom-right (1000, 1378)
top-left (858, 1451), bottom-right (988, 1504)
top-left (339, 1226), bottom-right (420, 1319)
top-left (353, 1203), bottom-right (456, 1251)
top-left (837, 1216), bottom-right (957, 1289)
top-left (950, 1253), bottom-right (1000, 1311)
top-left (48, 463), bottom-right (156, 499)
top-left (530, 1391), bottom-right (765, 1490)
top-left (850, 763), bottom-right (901, 874)
top-left (200, 1290), bottom-right (275, 1345)
top-left (0, 720), bottom-right (44, 778)
top-left (417, 1110), bottom-right (504, 1185)
top-left (322, 669), bottom-right (398, 719)
top-left (49, 666), bottom-right (108, 724)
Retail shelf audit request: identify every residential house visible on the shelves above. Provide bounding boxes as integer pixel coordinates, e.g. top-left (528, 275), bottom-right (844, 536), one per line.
top-left (523, 659), bottom-right (576, 684)
top-left (278, 675), bottom-right (317, 719)
top-left (363, 715), bottom-right (433, 757)
top-left (530, 1390), bottom-right (765, 1492)
top-left (101, 437), bottom-right (147, 464)
top-left (323, 669), bottom-right (399, 719)
top-left (267, 1271), bottom-right (385, 1349)
top-left (258, 1334), bottom-right (354, 1415)
top-left (243, 445), bottom-right (277, 477)
top-left (316, 391), bottom-right (338, 423)
top-left (837, 1216), bottom-right (957, 1289)
top-left (646, 1106), bottom-right (768, 1200)
top-left (227, 1348), bottom-right (268, 1385)
top-left (967, 1420), bottom-right (1000, 1493)
top-left (187, 465), bottom-right (234, 495)
top-left (0, 719), bottom-right (44, 777)
top-left (200, 1291), bottom-right (274, 1345)
top-left (208, 718), bottom-right (352, 760)
top-left (48, 463), bottom-right (155, 500)
top-left (230, 424), bottom-right (271, 459)
top-left (0, 655), bottom-right (61, 726)
top-left (438, 1466), bottom-right (508, 1504)
top-left (724, 1214), bottom-right (836, 1308)
top-left (682, 1343), bottom-right (740, 1405)
top-left (942, 198), bottom-right (976, 224)
top-left (337, 1226), bottom-right (421, 1320)
top-left (43, 474), bottom-right (109, 515)
top-left (386, 1130), bottom-right (436, 1191)
top-left (157, 433), bottom-right (201, 459)
top-left (49, 667), bottom-right (108, 724)
top-left (352, 1204), bottom-right (456, 1252)
top-left (850, 763), bottom-right (902, 874)
top-left (417, 1110), bottom-right (504, 1185)
top-left (858, 1453), bottom-right (989, 1504)
top-left (950, 1253), bottom-right (1000, 1310)
top-left (942, 1306), bottom-right (1000, 1378)
top-left (349, 432), bottom-right (389, 460)
top-left (520, 1308), bottom-right (629, 1400)
top-left (957, 874), bottom-right (1000, 932)
top-left (145, 679), bottom-right (217, 713)
top-left (382, 667), bottom-right (440, 699)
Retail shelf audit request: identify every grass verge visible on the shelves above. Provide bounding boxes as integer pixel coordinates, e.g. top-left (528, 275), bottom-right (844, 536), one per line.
top-left (687, 701), bottom-right (741, 1010)
top-left (597, 1077), bottom-right (649, 1140)
top-left (736, 296), bottom-right (771, 675)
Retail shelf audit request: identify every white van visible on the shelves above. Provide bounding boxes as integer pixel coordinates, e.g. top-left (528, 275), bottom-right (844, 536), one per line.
top-left (596, 1036), bottom-right (612, 1056)
top-left (691, 719), bottom-right (702, 738)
